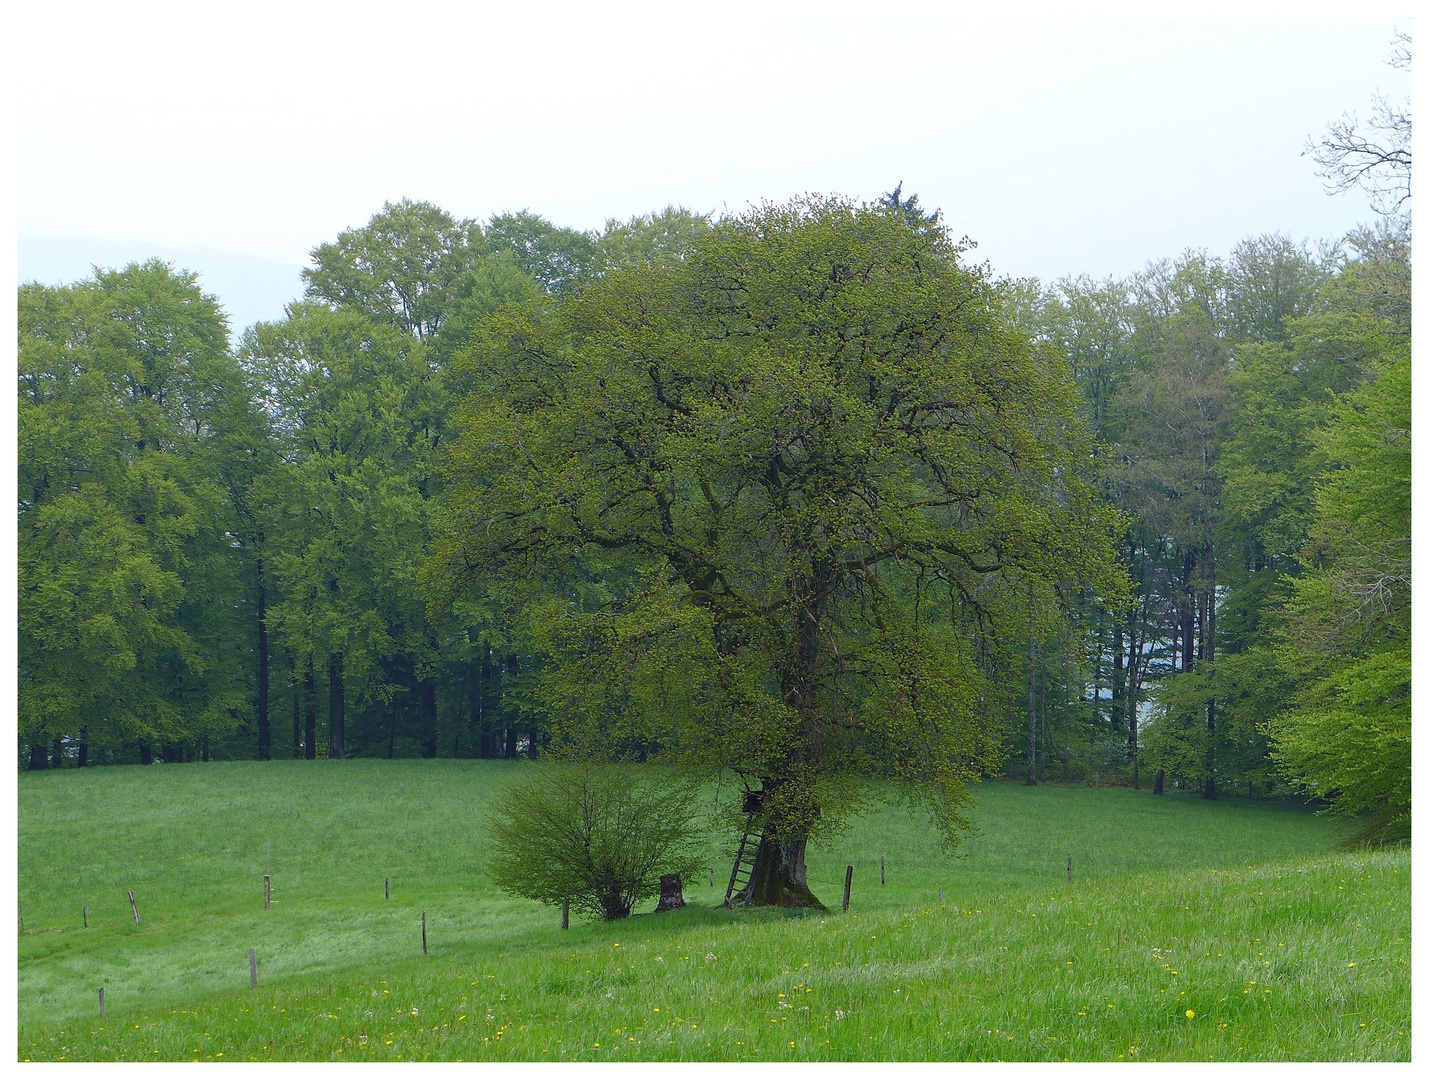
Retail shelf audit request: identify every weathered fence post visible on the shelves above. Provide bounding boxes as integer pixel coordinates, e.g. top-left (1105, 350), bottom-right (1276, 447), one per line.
top-left (264, 875), bottom-right (271, 910)
top-left (842, 865), bottom-right (854, 912)
top-left (249, 947), bottom-right (257, 989)
top-left (385, 877), bottom-right (390, 900)
top-left (709, 867), bottom-right (715, 888)
top-left (1067, 856), bottom-right (1072, 883)
top-left (561, 899), bottom-right (569, 930)
top-left (128, 891), bottom-right (140, 924)
top-left (881, 856), bottom-right (886, 886)
top-left (938, 888), bottom-right (945, 905)
top-left (421, 912), bottom-right (428, 956)
top-left (18, 902), bottom-right (24, 933)
top-left (98, 987), bottom-right (105, 1019)
top-left (83, 903), bottom-right (89, 928)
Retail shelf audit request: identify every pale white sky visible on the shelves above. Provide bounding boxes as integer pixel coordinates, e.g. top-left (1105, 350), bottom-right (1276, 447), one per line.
top-left (12, 4), bottom-right (1413, 331)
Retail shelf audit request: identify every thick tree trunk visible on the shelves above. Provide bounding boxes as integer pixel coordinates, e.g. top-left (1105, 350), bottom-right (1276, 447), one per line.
top-left (78, 728), bottom-right (88, 768)
top-left (504, 723), bottom-right (518, 759)
top-left (328, 655), bottom-right (346, 759)
top-left (256, 557), bottom-right (270, 761)
top-left (741, 831), bottom-right (825, 908)
top-left (140, 744), bottom-right (153, 765)
top-left (29, 743), bottom-right (48, 770)
top-left (304, 662), bottom-right (317, 760)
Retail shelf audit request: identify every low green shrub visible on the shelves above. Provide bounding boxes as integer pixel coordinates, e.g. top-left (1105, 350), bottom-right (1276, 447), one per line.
top-left (487, 761), bottom-right (708, 919)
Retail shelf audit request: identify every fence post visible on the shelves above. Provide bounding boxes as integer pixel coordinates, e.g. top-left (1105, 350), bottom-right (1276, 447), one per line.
top-left (881, 856), bottom-right (886, 886)
top-left (938, 888), bottom-right (945, 905)
top-left (1067, 856), bottom-right (1072, 883)
top-left (842, 865), bottom-right (854, 912)
top-left (385, 877), bottom-right (390, 900)
top-left (83, 903), bottom-right (88, 928)
top-left (264, 875), bottom-right (271, 910)
top-left (421, 912), bottom-right (428, 956)
top-left (128, 891), bottom-right (140, 924)
top-left (561, 899), bottom-right (570, 930)
top-left (249, 947), bottom-right (257, 989)
top-left (99, 987), bottom-right (105, 1019)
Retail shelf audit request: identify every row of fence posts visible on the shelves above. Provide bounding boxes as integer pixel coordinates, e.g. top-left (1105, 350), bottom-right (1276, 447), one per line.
top-left (63, 854), bottom-right (1083, 1018)
top-left (69, 875), bottom-right (430, 1018)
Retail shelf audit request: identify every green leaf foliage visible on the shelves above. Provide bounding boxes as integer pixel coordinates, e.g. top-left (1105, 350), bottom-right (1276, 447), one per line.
top-left (486, 761), bottom-right (709, 919)
top-left (436, 195), bottom-right (1124, 846)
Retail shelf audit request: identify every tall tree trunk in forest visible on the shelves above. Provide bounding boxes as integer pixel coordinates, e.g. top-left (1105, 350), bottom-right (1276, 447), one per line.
top-left (329, 655), bottom-right (346, 759)
top-left (140, 744), bottom-right (153, 765)
top-left (51, 737), bottom-right (64, 769)
top-left (478, 646), bottom-right (497, 757)
top-left (292, 675), bottom-right (301, 758)
top-left (29, 743), bottom-right (48, 770)
top-left (1126, 616), bottom-right (1140, 789)
top-left (504, 723), bottom-right (518, 758)
top-left (256, 554), bottom-right (270, 761)
top-left (78, 728), bottom-right (88, 768)
top-left (1039, 650), bottom-right (1048, 782)
top-left (1110, 624), bottom-right (1125, 732)
top-left (419, 673), bottom-right (438, 758)
top-left (1202, 550), bottom-right (1218, 800)
top-left (1026, 604), bottom-right (1037, 786)
top-left (304, 662), bottom-right (317, 760)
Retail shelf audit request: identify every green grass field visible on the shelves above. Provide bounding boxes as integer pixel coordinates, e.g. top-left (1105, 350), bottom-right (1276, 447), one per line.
top-left (18, 760), bottom-right (1409, 1061)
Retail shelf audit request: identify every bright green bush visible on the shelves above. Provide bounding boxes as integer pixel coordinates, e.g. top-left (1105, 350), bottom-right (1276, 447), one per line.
top-left (487, 761), bottom-right (709, 919)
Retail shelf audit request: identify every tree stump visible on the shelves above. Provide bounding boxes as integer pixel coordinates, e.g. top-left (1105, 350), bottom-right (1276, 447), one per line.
top-left (655, 873), bottom-right (685, 912)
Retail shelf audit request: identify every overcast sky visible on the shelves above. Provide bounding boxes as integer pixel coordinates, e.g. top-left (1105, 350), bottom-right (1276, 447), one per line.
top-left (14, 5), bottom-right (1411, 332)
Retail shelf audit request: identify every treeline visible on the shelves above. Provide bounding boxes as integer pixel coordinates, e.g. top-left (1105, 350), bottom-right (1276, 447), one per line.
top-left (17, 197), bottom-right (1410, 837)
top-left (1004, 219), bottom-right (1409, 836)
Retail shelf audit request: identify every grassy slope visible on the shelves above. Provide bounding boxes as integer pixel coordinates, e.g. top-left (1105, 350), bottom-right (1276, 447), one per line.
top-left (18, 760), bottom-right (1408, 1061)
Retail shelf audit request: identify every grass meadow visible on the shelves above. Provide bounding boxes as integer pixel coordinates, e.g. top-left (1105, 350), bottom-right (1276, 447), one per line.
top-left (17, 760), bottom-right (1409, 1061)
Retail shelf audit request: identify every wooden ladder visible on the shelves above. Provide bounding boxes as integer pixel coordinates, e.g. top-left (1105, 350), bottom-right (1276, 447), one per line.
top-left (723, 813), bottom-right (761, 907)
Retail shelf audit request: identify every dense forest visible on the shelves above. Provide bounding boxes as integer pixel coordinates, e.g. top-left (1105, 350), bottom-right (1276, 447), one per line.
top-left (17, 187), bottom-right (1410, 840)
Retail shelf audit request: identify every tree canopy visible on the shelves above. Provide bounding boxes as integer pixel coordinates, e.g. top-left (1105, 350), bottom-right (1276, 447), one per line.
top-left (433, 196), bottom-right (1124, 903)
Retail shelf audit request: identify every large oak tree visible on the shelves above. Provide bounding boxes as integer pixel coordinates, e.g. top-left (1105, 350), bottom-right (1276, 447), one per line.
top-left (435, 196), bottom-right (1122, 906)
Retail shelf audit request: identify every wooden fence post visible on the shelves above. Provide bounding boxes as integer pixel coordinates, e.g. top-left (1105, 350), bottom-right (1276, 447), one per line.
top-left (18, 902), bottom-right (23, 933)
top-left (83, 903), bottom-right (89, 928)
top-left (561, 899), bottom-right (570, 930)
top-left (842, 865), bottom-right (854, 913)
top-left (128, 891), bottom-right (140, 924)
top-left (421, 912), bottom-right (428, 956)
top-left (709, 867), bottom-right (714, 888)
top-left (1067, 856), bottom-right (1072, 883)
top-left (881, 856), bottom-right (886, 886)
top-left (249, 947), bottom-right (257, 989)
top-left (98, 987), bottom-right (105, 1019)
top-left (938, 888), bottom-right (944, 905)
top-left (385, 877), bottom-right (390, 900)
top-left (264, 875), bottom-right (271, 910)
